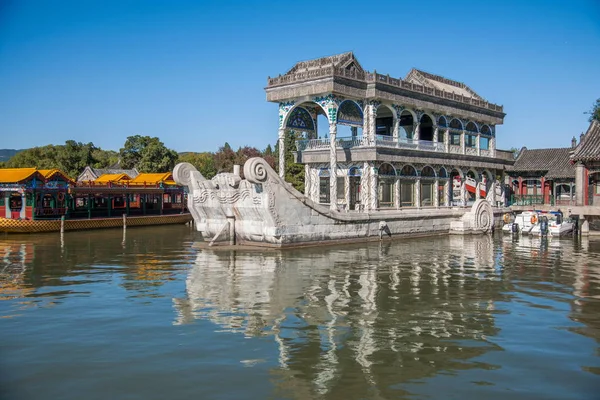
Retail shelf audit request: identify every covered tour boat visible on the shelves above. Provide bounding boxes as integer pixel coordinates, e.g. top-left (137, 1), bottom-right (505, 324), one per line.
top-left (0, 168), bottom-right (192, 233)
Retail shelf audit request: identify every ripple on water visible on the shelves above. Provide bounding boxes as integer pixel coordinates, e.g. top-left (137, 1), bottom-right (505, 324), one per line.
top-left (0, 229), bottom-right (599, 399)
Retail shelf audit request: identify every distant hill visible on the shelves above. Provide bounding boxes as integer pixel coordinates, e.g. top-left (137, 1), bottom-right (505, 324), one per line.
top-left (0, 149), bottom-right (23, 162)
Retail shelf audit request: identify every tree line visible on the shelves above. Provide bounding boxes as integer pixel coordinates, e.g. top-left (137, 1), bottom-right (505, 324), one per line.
top-left (0, 134), bottom-right (306, 189)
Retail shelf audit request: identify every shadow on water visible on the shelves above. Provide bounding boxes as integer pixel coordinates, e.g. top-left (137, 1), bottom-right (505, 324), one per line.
top-left (1, 227), bottom-right (600, 399)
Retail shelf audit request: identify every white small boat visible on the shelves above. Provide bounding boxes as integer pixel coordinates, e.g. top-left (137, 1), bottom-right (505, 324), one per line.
top-left (502, 211), bottom-right (541, 235)
top-left (530, 211), bottom-right (574, 237)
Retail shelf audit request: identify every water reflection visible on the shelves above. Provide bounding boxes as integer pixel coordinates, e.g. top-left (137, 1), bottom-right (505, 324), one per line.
top-left (171, 235), bottom-right (599, 398)
top-left (1, 229), bottom-right (599, 399)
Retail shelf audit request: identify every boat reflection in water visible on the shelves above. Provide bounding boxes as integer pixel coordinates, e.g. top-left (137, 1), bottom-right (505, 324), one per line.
top-left (1, 228), bottom-right (599, 399)
top-left (171, 234), bottom-right (600, 398)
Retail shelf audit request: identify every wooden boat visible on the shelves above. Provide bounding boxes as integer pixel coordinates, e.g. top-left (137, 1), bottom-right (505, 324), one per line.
top-left (0, 168), bottom-right (192, 234)
top-left (0, 213), bottom-right (193, 234)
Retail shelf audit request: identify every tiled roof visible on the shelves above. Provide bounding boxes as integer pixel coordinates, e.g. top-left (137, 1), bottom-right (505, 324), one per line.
top-left (286, 51), bottom-right (363, 74)
top-left (511, 147), bottom-right (575, 179)
top-left (38, 169), bottom-right (75, 183)
top-left (571, 120), bottom-right (600, 162)
top-left (405, 69), bottom-right (482, 100)
top-left (92, 168), bottom-right (139, 178)
top-left (128, 172), bottom-right (173, 185)
top-left (94, 173), bottom-right (132, 183)
top-left (0, 168), bottom-right (42, 183)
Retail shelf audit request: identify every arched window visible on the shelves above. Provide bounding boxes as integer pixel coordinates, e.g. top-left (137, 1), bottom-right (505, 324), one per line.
top-left (319, 168), bottom-right (330, 204)
top-left (378, 163), bottom-right (396, 208)
top-left (420, 166), bottom-right (436, 206)
top-left (399, 165), bottom-right (417, 207)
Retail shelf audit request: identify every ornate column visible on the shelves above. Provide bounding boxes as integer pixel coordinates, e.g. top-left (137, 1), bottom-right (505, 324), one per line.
top-left (361, 162), bottom-right (370, 210)
top-left (394, 179), bottom-right (400, 209)
top-left (433, 126), bottom-right (439, 142)
top-left (392, 117), bottom-right (400, 141)
top-left (329, 124), bottom-right (338, 210)
top-left (490, 137), bottom-right (496, 157)
top-left (434, 179), bottom-right (439, 207)
top-left (461, 130), bottom-right (466, 154)
top-left (575, 161), bottom-right (586, 206)
top-left (278, 128), bottom-right (285, 179)
top-left (445, 180), bottom-right (450, 207)
top-left (344, 175), bottom-right (350, 210)
top-left (415, 178), bottom-right (421, 208)
top-left (368, 102), bottom-right (378, 144)
top-left (414, 122), bottom-right (420, 141)
top-left (304, 164), bottom-right (311, 197)
top-left (477, 134), bottom-right (481, 156)
top-left (445, 130), bottom-right (450, 153)
top-left (370, 163), bottom-right (378, 210)
top-left (461, 177), bottom-right (467, 206)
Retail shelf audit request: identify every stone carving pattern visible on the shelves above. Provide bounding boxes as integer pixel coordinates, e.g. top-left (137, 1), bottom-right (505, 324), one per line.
top-left (471, 200), bottom-right (494, 233)
top-left (392, 104), bottom-right (405, 118)
top-left (278, 101), bottom-right (295, 128)
top-left (369, 164), bottom-right (377, 210)
top-left (243, 157), bottom-right (281, 227)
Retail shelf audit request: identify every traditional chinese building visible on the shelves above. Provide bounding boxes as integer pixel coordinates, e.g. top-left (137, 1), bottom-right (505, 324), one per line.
top-left (77, 166), bottom-right (139, 182)
top-left (265, 52), bottom-right (513, 211)
top-left (571, 119), bottom-right (600, 206)
top-left (508, 146), bottom-right (576, 206)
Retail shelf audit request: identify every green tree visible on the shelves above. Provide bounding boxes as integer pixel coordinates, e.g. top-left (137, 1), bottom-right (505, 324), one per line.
top-left (178, 152), bottom-right (217, 179)
top-left (119, 135), bottom-right (178, 172)
top-left (274, 130), bottom-right (304, 192)
top-left (213, 142), bottom-right (236, 173)
top-left (56, 140), bottom-right (98, 179)
top-left (585, 98), bottom-right (600, 122)
top-left (5, 145), bottom-right (59, 169)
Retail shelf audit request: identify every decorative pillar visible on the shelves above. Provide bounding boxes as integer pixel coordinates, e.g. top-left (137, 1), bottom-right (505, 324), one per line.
top-left (370, 163), bottom-right (378, 210)
top-left (445, 130), bottom-right (450, 153)
top-left (461, 130), bottom-right (466, 154)
top-left (329, 124), bottom-right (337, 210)
top-left (461, 177), bottom-right (467, 206)
top-left (392, 117), bottom-right (400, 141)
top-left (415, 178), bottom-right (421, 208)
top-left (20, 191), bottom-right (26, 219)
top-left (344, 175), bottom-right (350, 210)
top-left (490, 137), bottom-right (496, 157)
top-left (575, 162), bottom-right (586, 206)
top-left (278, 128), bottom-right (285, 179)
top-left (433, 126), bottom-right (439, 142)
top-left (394, 179), bottom-right (400, 209)
top-left (445, 180), bottom-right (450, 207)
top-left (477, 134), bottom-right (481, 156)
top-left (434, 179), bottom-right (439, 207)
top-left (304, 164), bottom-right (311, 197)
top-left (414, 122), bottom-right (420, 141)
top-left (361, 162), bottom-right (370, 210)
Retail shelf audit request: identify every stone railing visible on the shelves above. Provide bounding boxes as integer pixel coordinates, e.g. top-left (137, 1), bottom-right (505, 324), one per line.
top-left (297, 136), bottom-right (444, 153)
top-left (268, 68), bottom-right (503, 113)
top-left (366, 73), bottom-right (504, 112)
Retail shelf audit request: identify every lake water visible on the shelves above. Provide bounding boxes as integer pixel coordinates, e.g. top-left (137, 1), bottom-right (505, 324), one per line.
top-left (1, 226), bottom-right (599, 399)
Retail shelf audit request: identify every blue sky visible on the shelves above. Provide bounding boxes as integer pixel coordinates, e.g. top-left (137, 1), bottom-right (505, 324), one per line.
top-left (0, 0), bottom-right (599, 153)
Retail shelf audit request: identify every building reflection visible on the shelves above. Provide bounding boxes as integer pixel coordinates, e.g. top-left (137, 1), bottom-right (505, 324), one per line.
top-left (0, 226), bottom-right (198, 307)
top-left (174, 235), bottom-right (511, 397)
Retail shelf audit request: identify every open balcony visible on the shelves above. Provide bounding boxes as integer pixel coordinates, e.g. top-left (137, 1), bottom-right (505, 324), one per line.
top-left (296, 135), bottom-right (485, 155)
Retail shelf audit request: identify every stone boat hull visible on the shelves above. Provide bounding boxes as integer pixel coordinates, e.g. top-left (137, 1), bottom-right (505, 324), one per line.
top-left (174, 158), bottom-right (502, 247)
top-left (0, 214), bottom-right (193, 234)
